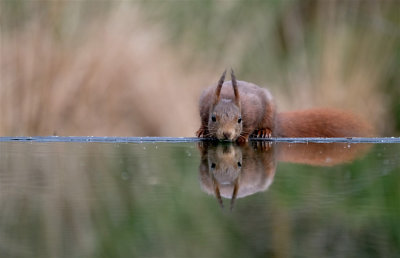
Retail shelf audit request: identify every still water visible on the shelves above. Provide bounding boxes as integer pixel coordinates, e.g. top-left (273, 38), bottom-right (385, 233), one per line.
top-left (0, 139), bottom-right (399, 258)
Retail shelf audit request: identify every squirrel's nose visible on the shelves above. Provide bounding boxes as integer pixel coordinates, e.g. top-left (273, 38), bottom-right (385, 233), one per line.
top-left (223, 132), bottom-right (232, 139)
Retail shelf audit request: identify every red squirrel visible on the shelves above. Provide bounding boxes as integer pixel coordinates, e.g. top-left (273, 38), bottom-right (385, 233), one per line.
top-left (196, 70), bottom-right (373, 142)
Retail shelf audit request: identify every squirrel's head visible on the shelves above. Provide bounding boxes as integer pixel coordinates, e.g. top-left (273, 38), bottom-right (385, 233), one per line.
top-left (208, 70), bottom-right (242, 141)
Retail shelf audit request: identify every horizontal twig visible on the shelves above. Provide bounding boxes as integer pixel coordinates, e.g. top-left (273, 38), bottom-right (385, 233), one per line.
top-left (0, 136), bottom-right (399, 143)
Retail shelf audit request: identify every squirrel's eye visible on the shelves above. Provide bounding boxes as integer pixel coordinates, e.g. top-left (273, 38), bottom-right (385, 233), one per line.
top-left (237, 162), bottom-right (242, 167)
top-left (212, 115), bottom-right (216, 122)
top-left (238, 117), bottom-right (242, 123)
top-left (211, 163), bottom-right (216, 169)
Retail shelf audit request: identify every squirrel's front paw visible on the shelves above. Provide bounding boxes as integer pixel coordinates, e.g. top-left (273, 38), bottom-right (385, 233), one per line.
top-left (237, 135), bottom-right (249, 143)
top-left (196, 128), bottom-right (206, 137)
top-left (253, 128), bottom-right (272, 138)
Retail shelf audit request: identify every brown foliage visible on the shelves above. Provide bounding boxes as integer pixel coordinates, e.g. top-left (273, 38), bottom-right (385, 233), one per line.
top-left (0, 9), bottom-right (213, 137)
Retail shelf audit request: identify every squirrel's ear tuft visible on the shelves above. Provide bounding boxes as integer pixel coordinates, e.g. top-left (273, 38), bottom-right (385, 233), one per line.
top-left (214, 70), bottom-right (226, 104)
top-left (230, 177), bottom-right (239, 211)
top-left (212, 173), bottom-right (224, 209)
top-left (231, 69), bottom-right (240, 106)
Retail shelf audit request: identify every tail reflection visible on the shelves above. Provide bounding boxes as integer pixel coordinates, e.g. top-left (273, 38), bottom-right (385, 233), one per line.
top-left (276, 142), bottom-right (371, 166)
top-left (198, 141), bottom-right (371, 209)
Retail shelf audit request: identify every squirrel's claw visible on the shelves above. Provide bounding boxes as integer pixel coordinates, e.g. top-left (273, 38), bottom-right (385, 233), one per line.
top-left (196, 128), bottom-right (205, 137)
top-left (237, 135), bottom-right (249, 143)
top-left (253, 128), bottom-right (272, 138)
top-left (196, 127), bottom-right (210, 138)
top-left (265, 129), bottom-right (272, 138)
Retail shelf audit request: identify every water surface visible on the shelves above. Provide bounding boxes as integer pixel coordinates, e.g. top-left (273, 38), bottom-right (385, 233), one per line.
top-left (0, 139), bottom-right (399, 257)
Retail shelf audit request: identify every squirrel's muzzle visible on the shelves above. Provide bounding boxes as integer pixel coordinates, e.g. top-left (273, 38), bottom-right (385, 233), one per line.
top-left (223, 132), bottom-right (232, 140)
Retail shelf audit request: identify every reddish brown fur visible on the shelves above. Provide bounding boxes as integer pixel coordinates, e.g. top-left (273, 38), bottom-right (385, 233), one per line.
top-left (275, 109), bottom-right (374, 137)
top-left (197, 79), bottom-right (276, 142)
top-left (197, 72), bottom-right (373, 141)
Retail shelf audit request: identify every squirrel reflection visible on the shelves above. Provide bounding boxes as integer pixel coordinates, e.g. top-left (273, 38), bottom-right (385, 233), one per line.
top-left (198, 141), bottom-right (370, 209)
top-left (198, 142), bottom-right (276, 210)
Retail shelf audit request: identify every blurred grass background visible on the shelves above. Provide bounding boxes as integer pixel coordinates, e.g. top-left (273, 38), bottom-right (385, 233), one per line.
top-left (1, 0), bottom-right (399, 136)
